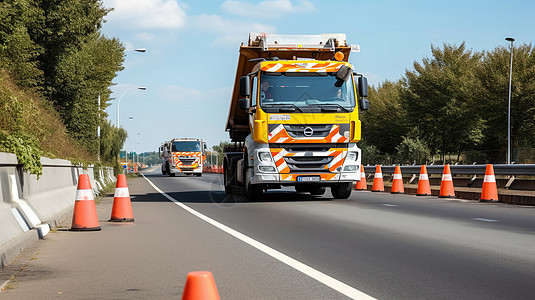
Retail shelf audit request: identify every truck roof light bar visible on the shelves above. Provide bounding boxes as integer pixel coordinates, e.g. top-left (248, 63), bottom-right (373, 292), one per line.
top-left (249, 33), bottom-right (347, 51)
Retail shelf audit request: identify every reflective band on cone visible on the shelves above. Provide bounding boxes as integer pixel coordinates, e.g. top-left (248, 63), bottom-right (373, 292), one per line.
top-left (114, 187), bottom-right (130, 198)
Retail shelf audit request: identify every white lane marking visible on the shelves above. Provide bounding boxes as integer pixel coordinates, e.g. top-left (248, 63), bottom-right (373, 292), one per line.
top-left (472, 218), bottom-right (499, 223)
top-left (382, 204), bottom-right (398, 207)
top-left (142, 174), bottom-right (376, 300)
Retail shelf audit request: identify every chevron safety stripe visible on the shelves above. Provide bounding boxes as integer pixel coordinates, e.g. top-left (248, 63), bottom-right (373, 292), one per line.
top-left (261, 61), bottom-right (346, 73)
top-left (327, 150), bottom-right (346, 172)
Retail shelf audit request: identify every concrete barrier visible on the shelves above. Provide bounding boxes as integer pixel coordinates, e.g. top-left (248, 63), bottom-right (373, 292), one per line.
top-left (0, 152), bottom-right (115, 269)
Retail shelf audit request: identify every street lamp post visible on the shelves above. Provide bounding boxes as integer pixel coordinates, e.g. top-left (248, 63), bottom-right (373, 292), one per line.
top-left (505, 37), bottom-right (514, 164)
top-left (116, 87), bottom-right (146, 128)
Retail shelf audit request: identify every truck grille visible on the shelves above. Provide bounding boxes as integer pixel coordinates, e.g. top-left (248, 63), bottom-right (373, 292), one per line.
top-left (285, 156), bottom-right (333, 172)
top-left (179, 158), bottom-right (196, 165)
top-left (283, 124), bottom-right (332, 138)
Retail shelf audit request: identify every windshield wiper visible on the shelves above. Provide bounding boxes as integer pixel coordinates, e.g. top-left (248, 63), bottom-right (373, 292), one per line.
top-left (262, 103), bottom-right (303, 112)
top-left (307, 103), bottom-right (350, 112)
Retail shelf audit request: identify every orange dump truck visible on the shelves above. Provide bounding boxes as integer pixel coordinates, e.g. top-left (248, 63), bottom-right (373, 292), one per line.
top-left (224, 33), bottom-right (369, 200)
top-left (159, 138), bottom-right (207, 177)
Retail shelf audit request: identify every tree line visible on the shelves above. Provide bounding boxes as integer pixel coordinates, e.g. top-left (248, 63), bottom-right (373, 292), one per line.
top-left (0, 0), bottom-right (126, 171)
top-left (361, 42), bottom-right (535, 165)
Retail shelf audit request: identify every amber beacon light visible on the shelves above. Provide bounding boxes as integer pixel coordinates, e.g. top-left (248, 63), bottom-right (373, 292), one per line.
top-left (334, 51), bottom-right (344, 61)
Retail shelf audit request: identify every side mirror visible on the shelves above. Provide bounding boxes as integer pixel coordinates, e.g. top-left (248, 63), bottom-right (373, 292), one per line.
top-left (238, 98), bottom-right (250, 110)
top-left (239, 76), bottom-right (250, 97)
top-left (359, 98), bottom-right (370, 111)
top-left (357, 76), bottom-right (368, 98)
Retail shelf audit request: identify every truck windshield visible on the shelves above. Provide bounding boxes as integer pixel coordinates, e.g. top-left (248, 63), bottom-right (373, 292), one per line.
top-left (172, 141), bottom-right (201, 152)
top-left (259, 72), bottom-right (356, 110)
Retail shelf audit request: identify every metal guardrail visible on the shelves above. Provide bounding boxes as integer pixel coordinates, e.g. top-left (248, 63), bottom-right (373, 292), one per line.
top-left (363, 164), bottom-right (535, 176)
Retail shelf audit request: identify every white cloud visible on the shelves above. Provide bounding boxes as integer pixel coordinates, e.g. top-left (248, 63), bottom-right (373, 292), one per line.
top-left (189, 14), bottom-right (276, 47)
top-left (104, 0), bottom-right (186, 30)
top-left (221, 0), bottom-right (314, 18)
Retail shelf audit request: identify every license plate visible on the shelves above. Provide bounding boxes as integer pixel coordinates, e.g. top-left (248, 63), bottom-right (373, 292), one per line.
top-left (297, 176), bottom-right (321, 182)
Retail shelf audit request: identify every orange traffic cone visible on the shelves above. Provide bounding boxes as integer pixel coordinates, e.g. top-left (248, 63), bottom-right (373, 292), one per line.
top-left (355, 165), bottom-right (367, 190)
top-left (181, 271), bottom-right (220, 300)
top-left (416, 165), bottom-right (431, 196)
top-left (480, 164), bottom-right (499, 202)
top-left (70, 174), bottom-right (101, 231)
top-left (371, 165), bottom-right (384, 192)
top-left (439, 164), bottom-right (455, 198)
top-left (391, 165), bottom-right (405, 194)
top-left (109, 174), bottom-right (134, 222)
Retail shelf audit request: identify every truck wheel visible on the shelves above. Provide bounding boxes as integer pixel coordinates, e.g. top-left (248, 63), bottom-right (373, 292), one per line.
top-left (310, 186), bottom-right (326, 196)
top-left (331, 183), bottom-right (352, 199)
top-left (223, 161), bottom-right (233, 195)
top-left (195, 173), bottom-right (202, 177)
top-left (244, 155), bottom-right (262, 201)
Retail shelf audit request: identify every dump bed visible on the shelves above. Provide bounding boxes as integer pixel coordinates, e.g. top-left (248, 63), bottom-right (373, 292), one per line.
top-left (226, 33), bottom-right (352, 142)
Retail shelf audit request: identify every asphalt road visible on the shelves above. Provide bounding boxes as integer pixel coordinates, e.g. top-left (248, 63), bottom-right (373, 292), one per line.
top-left (1, 168), bottom-right (534, 299)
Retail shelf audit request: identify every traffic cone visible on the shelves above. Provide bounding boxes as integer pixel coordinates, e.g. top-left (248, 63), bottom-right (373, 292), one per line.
top-left (109, 174), bottom-right (134, 222)
top-left (480, 164), bottom-right (499, 202)
top-left (439, 164), bottom-right (455, 198)
top-left (181, 271), bottom-right (220, 300)
top-left (371, 165), bottom-right (384, 192)
top-left (355, 165), bottom-right (367, 190)
top-left (391, 165), bottom-right (405, 194)
top-left (70, 174), bottom-right (101, 231)
top-left (416, 165), bottom-right (431, 196)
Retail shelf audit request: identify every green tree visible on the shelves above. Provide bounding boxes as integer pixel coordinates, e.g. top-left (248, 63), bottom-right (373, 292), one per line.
top-left (403, 42), bottom-right (485, 162)
top-left (361, 80), bottom-right (409, 155)
top-left (53, 32), bottom-right (124, 154)
top-left (478, 43), bottom-right (535, 153)
top-left (212, 141), bottom-right (230, 166)
top-left (0, 0), bottom-right (43, 88)
top-left (29, 0), bottom-right (110, 96)
top-left (99, 119), bottom-right (126, 165)
top-left (395, 134), bottom-right (431, 165)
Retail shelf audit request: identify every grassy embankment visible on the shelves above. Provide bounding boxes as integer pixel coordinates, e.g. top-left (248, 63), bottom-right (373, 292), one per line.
top-left (0, 69), bottom-right (93, 176)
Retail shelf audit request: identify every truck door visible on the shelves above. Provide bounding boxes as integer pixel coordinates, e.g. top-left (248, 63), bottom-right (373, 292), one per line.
top-left (249, 75), bottom-right (258, 130)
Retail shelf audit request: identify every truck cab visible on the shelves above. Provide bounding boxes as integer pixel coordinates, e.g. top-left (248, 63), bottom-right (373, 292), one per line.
top-left (160, 138), bottom-right (207, 177)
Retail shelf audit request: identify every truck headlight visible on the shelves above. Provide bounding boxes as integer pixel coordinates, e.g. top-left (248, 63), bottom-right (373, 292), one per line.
top-left (343, 165), bottom-right (358, 172)
top-left (259, 166), bottom-right (276, 172)
top-left (346, 152), bottom-right (358, 161)
top-left (258, 152), bottom-right (273, 162)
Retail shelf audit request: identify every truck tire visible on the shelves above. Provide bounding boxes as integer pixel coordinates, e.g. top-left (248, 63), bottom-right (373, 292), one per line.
top-left (331, 182), bottom-right (352, 199)
top-left (310, 186), bottom-right (326, 196)
top-left (244, 154), bottom-right (262, 201)
top-left (223, 160), bottom-right (233, 195)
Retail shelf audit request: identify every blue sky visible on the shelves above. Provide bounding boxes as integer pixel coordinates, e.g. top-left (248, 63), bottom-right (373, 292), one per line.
top-left (100, 0), bottom-right (535, 154)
